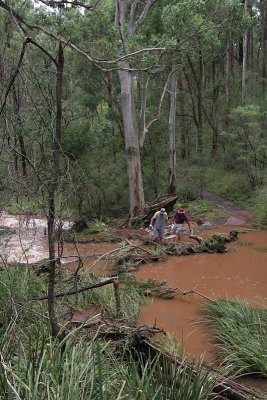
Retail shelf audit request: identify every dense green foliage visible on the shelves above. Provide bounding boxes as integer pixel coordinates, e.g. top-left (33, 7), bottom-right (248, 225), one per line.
top-left (203, 298), bottom-right (267, 374)
top-left (0, 2), bottom-right (266, 394)
top-left (0, 0), bottom-right (266, 223)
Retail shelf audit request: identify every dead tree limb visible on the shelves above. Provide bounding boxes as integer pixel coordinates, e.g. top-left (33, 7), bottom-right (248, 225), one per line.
top-left (188, 234), bottom-right (204, 243)
top-left (130, 195), bottom-right (178, 226)
top-left (36, 277), bottom-right (119, 300)
top-left (139, 340), bottom-right (260, 400)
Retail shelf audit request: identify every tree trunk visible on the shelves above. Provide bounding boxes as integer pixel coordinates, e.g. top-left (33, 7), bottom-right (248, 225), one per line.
top-left (180, 77), bottom-right (187, 159)
top-left (247, 1), bottom-right (253, 70)
top-left (107, 71), bottom-right (118, 163)
top-left (224, 41), bottom-right (233, 128)
top-left (118, 61), bottom-right (145, 220)
top-left (225, 42), bottom-right (233, 103)
top-left (47, 37), bottom-right (64, 338)
top-left (211, 62), bottom-right (219, 155)
top-left (260, 0), bottom-right (267, 92)
top-left (168, 64), bottom-right (177, 194)
top-left (12, 85), bottom-right (27, 177)
top-left (242, 0), bottom-right (248, 101)
top-left (115, 0), bottom-right (155, 220)
top-left (197, 50), bottom-right (203, 157)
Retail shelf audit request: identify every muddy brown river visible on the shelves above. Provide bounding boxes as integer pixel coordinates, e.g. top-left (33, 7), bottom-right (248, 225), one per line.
top-left (1, 209), bottom-right (267, 392)
top-left (135, 228), bottom-right (267, 363)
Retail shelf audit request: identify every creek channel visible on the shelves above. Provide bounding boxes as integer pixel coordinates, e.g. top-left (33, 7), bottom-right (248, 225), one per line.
top-left (0, 202), bottom-right (266, 393)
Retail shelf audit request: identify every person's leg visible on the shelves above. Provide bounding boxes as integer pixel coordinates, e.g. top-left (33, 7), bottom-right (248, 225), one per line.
top-left (175, 224), bottom-right (182, 242)
top-left (158, 228), bottom-right (164, 243)
top-left (154, 227), bottom-right (160, 243)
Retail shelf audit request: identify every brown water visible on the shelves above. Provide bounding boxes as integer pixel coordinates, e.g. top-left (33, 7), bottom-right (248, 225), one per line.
top-left (0, 213), bottom-right (116, 273)
top-left (2, 214), bottom-right (266, 346)
top-left (135, 228), bottom-right (267, 363)
top-left (1, 211), bottom-right (267, 391)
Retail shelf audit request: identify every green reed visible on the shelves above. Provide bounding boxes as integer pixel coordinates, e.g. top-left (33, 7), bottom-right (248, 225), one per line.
top-left (0, 319), bottom-right (220, 400)
top-left (202, 298), bottom-right (267, 375)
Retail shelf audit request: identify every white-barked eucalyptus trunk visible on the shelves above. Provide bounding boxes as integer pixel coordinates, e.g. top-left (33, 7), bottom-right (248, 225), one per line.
top-left (115, 0), bottom-right (154, 221)
top-left (118, 59), bottom-right (145, 219)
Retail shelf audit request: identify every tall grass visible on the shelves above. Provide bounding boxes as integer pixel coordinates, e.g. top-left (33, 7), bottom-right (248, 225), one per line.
top-left (0, 321), bottom-right (219, 400)
top-left (202, 298), bottom-right (267, 375)
top-left (67, 271), bottom-right (145, 323)
top-left (0, 267), bottom-right (220, 399)
top-left (0, 266), bottom-right (47, 329)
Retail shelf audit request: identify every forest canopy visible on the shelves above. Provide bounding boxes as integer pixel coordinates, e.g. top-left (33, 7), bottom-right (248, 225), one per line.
top-left (0, 0), bottom-right (266, 223)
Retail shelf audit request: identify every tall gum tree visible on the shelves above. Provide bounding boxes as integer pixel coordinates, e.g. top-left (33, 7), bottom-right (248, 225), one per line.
top-left (115, 0), bottom-right (156, 221)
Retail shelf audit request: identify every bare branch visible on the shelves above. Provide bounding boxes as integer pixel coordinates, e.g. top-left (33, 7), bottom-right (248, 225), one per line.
top-left (140, 68), bottom-right (175, 147)
top-left (36, 277), bottom-right (119, 300)
top-left (37, 0), bottom-right (101, 10)
top-left (0, 39), bottom-right (28, 116)
top-left (128, 0), bottom-right (139, 34)
top-left (133, 0), bottom-right (157, 34)
top-left (0, 0), bottom-right (165, 72)
top-left (27, 37), bottom-right (57, 65)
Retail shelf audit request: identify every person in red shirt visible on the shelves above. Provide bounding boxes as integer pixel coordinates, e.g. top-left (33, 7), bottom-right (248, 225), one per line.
top-left (172, 207), bottom-right (192, 242)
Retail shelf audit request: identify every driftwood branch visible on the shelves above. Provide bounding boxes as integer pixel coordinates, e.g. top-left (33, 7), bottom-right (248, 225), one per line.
top-left (36, 277), bottom-right (118, 300)
top-left (140, 340), bottom-right (260, 400)
top-left (130, 195), bottom-right (178, 226)
top-left (188, 234), bottom-right (204, 243)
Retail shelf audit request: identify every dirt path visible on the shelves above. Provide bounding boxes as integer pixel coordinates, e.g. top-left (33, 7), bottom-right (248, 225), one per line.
top-left (201, 190), bottom-right (255, 226)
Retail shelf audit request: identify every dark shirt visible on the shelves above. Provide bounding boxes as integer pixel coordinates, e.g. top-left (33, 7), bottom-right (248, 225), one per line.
top-left (173, 212), bottom-right (188, 224)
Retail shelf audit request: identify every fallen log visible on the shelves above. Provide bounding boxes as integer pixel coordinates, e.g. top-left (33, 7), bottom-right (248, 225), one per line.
top-left (130, 195), bottom-right (178, 227)
top-left (143, 230), bottom-right (239, 255)
top-left (138, 340), bottom-right (260, 400)
top-left (117, 254), bottom-right (164, 264)
top-left (188, 234), bottom-right (204, 243)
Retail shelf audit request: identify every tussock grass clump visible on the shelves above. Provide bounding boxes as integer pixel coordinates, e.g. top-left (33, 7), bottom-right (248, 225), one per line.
top-left (202, 298), bottom-right (267, 375)
top-left (0, 266), bottom-right (220, 399)
top-left (68, 271), bottom-right (145, 323)
top-left (0, 321), bottom-right (219, 400)
top-left (151, 332), bottom-right (184, 357)
top-left (0, 266), bottom-right (46, 327)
